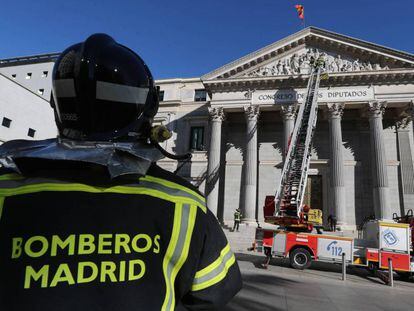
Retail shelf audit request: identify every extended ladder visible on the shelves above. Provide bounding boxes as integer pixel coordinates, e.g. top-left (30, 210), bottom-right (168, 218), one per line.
top-left (273, 60), bottom-right (324, 224)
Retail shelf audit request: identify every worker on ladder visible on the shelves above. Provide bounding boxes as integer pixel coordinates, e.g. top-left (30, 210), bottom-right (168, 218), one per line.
top-left (0, 34), bottom-right (241, 311)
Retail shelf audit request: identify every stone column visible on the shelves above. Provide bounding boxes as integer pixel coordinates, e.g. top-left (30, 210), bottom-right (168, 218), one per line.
top-left (280, 104), bottom-right (296, 160)
top-left (243, 105), bottom-right (260, 221)
top-left (327, 103), bottom-right (346, 225)
top-left (206, 107), bottom-right (225, 217)
top-left (396, 115), bottom-right (414, 216)
top-left (397, 101), bottom-right (414, 215)
top-left (410, 100), bottom-right (414, 136)
top-left (367, 101), bottom-right (391, 219)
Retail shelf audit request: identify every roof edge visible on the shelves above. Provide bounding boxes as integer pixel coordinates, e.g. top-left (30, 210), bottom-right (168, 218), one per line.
top-left (155, 77), bottom-right (201, 84)
top-left (0, 52), bottom-right (61, 67)
top-left (309, 26), bottom-right (414, 60)
top-left (202, 26), bottom-right (414, 81)
top-left (201, 27), bottom-right (311, 80)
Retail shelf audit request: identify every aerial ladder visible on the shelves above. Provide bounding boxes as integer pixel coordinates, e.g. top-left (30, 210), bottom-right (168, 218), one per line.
top-left (264, 58), bottom-right (325, 231)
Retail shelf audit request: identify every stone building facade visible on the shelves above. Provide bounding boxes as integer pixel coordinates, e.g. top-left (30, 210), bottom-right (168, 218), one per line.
top-left (1, 27), bottom-right (414, 229)
top-left (156, 27), bottom-right (414, 230)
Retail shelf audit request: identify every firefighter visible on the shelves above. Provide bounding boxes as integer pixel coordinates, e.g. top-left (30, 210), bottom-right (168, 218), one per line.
top-left (328, 214), bottom-right (337, 232)
top-left (233, 209), bottom-right (242, 232)
top-left (0, 34), bottom-right (242, 311)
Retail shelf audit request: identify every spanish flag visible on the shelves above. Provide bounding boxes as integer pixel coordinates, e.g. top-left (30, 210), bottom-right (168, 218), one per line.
top-left (295, 4), bottom-right (304, 20)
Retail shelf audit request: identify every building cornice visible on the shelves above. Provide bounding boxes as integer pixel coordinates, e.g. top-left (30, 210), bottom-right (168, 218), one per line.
top-left (203, 68), bottom-right (414, 92)
top-left (0, 52), bottom-right (60, 67)
top-left (155, 77), bottom-right (201, 84)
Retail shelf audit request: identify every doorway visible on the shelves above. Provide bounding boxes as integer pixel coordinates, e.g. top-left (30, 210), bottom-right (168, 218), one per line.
top-left (303, 175), bottom-right (323, 211)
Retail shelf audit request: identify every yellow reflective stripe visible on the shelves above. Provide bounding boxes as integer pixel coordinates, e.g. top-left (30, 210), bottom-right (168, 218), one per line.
top-left (162, 203), bottom-right (182, 311)
top-left (0, 183), bottom-right (201, 208)
top-left (162, 203), bottom-right (197, 311)
top-left (191, 254), bottom-right (236, 292)
top-left (143, 175), bottom-right (205, 205)
top-left (139, 177), bottom-right (206, 213)
top-left (0, 174), bottom-right (23, 181)
top-left (191, 243), bottom-right (236, 292)
top-left (0, 197), bottom-right (4, 221)
top-left (195, 243), bottom-right (231, 279)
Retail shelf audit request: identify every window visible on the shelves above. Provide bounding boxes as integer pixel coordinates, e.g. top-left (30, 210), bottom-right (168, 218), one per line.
top-left (38, 89), bottom-right (44, 95)
top-left (189, 126), bottom-right (204, 151)
top-left (2, 117), bottom-right (12, 128)
top-left (11, 74), bottom-right (16, 79)
top-left (159, 90), bottom-right (165, 101)
top-left (42, 71), bottom-right (48, 78)
top-left (26, 73), bottom-right (32, 79)
top-left (194, 89), bottom-right (207, 102)
top-left (27, 128), bottom-right (36, 138)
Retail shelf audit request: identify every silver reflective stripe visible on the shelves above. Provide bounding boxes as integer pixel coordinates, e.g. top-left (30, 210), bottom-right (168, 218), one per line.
top-left (192, 248), bottom-right (234, 286)
top-left (138, 180), bottom-right (206, 210)
top-left (54, 79), bottom-right (76, 97)
top-left (163, 203), bottom-right (191, 311)
top-left (96, 81), bottom-right (149, 104)
top-left (0, 178), bottom-right (70, 189)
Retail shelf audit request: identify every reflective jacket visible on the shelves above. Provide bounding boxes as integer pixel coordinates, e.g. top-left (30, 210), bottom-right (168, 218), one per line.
top-left (0, 164), bottom-right (242, 311)
top-left (233, 211), bottom-right (242, 222)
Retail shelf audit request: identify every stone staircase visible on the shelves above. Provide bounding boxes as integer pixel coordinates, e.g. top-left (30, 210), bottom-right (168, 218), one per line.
top-left (222, 221), bottom-right (270, 253)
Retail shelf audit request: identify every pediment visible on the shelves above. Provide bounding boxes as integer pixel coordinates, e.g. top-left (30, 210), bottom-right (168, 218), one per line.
top-left (241, 46), bottom-right (391, 78)
top-left (202, 27), bottom-right (414, 80)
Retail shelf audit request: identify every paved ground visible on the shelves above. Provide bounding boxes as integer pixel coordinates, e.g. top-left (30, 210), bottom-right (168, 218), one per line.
top-left (224, 252), bottom-right (414, 311)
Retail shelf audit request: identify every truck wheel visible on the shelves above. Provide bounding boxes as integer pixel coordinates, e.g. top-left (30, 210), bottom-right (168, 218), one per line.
top-left (368, 262), bottom-right (378, 276)
top-left (289, 248), bottom-right (312, 270)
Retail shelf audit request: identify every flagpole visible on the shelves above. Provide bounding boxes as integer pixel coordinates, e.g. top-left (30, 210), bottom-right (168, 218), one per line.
top-left (303, 8), bottom-right (306, 28)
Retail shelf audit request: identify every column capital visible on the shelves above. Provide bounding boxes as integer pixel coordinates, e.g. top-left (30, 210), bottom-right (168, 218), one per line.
top-left (396, 116), bottom-right (411, 130)
top-left (367, 101), bottom-right (387, 119)
top-left (397, 100), bottom-right (414, 130)
top-left (208, 107), bottom-right (225, 122)
top-left (244, 105), bottom-right (260, 121)
top-left (406, 99), bottom-right (414, 117)
top-left (327, 103), bottom-right (345, 119)
top-left (280, 104), bottom-right (296, 121)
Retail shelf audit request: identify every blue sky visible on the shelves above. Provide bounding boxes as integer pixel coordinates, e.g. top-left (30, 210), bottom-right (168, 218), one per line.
top-left (0, 0), bottom-right (412, 79)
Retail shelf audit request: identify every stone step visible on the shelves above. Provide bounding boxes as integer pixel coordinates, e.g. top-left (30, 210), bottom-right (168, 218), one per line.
top-left (222, 221), bottom-right (262, 253)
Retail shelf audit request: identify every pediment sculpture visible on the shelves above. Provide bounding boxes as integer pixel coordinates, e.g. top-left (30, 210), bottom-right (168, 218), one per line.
top-left (244, 48), bottom-right (391, 77)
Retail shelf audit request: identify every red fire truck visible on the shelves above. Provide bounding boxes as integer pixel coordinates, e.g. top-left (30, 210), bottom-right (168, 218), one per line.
top-left (254, 219), bottom-right (414, 277)
top-left (253, 60), bottom-right (413, 278)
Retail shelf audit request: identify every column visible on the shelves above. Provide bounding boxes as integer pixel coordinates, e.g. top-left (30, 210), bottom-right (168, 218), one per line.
top-left (280, 104), bottom-right (296, 160)
top-left (206, 107), bottom-right (225, 217)
top-left (410, 100), bottom-right (414, 136)
top-left (327, 103), bottom-right (346, 225)
top-left (396, 104), bottom-right (414, 215)
top-left (408, 100), bottom-right (414, 168)
top-left (367, 101), bottom-right (390, 219)
top-left (243, 105), bottom-right (260, 221)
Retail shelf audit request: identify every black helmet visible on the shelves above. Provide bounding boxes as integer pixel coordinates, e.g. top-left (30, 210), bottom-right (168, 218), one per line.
top-left (51, 33), bottom-right (159, 141)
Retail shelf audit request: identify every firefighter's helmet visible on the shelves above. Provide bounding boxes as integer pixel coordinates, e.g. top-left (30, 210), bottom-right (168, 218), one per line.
top-left (51, 33), bottom-right (159, 141)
